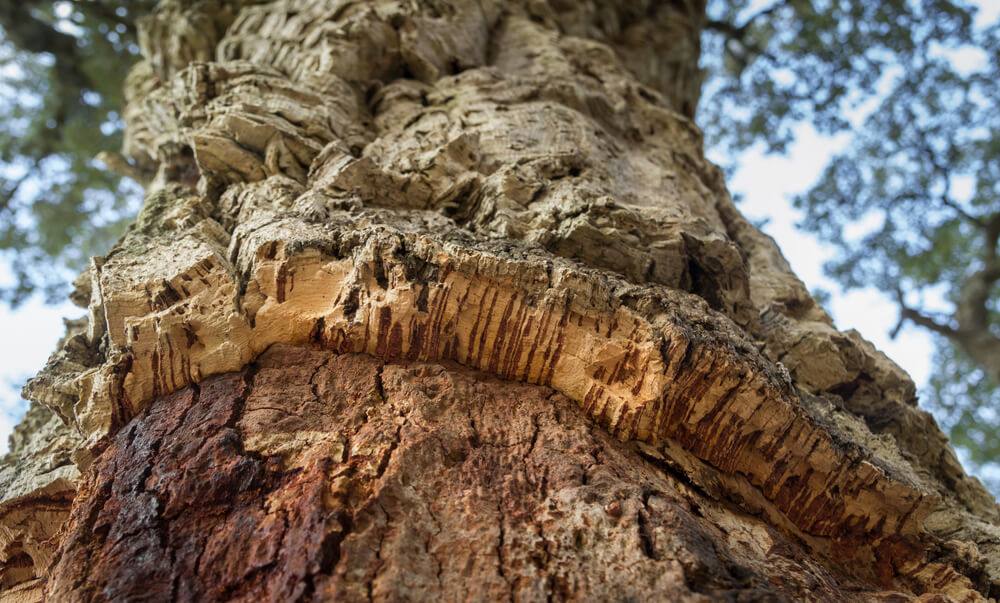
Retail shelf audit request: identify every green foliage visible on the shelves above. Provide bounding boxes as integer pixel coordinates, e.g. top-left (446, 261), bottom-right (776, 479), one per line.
top-left (794, 25), bottom-right (998, 288)
top-left (702, 0), bottom-right (975, 157)
top-left (927, 341), bottom-right (1000, 493)
top-left (0, 1), bottom-right (154, 305)
top-left (702, 1), bottom-right (1000, 489)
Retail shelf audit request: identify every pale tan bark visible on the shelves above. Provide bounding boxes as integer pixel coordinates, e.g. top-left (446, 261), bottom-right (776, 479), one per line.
top-left (0, 0), bottom-right (998, 601)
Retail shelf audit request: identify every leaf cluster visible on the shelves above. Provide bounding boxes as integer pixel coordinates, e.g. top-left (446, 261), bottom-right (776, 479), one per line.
top-left (0, 0), bottom-right (154, 304)
top-left (703, 1), bottom-right (1000, 490)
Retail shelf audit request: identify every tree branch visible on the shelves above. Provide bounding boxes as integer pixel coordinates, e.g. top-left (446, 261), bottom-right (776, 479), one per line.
top-left (913, 135), bottom-right (989, 228)
top-left (0, 5), bottom-right (85, 89)
top-left (704, 3), bottom-right (786, 71)
top-left (0, 2), bottom-right (91, 145)
top-left (895, 219), bottom-right (1000, 382)
top-left (955, 216), bottom-right (1000, 332)
top-left (899, 306), bottom-right (960, 337)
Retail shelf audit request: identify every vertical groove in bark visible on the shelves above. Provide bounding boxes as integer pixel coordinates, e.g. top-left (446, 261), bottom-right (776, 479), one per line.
top-left (0, 0), bottom-right (997, 601)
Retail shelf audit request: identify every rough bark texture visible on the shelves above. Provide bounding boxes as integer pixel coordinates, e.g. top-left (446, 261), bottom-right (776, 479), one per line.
top-left (1, 0), bottom-right (998, 601)
top-left (37, 345), bottom-right (969, 602)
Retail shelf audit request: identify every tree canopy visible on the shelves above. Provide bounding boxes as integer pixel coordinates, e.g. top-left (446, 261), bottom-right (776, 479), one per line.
top-left (0, 0), bottom-right (997, 488)
top-left (702, 0), bottom-right (999, 489)
top-left (0, 0), bottom-right (152, 305)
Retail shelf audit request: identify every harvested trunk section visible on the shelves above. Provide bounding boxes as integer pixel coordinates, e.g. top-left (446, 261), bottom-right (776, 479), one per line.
top-left (47, 345), bottom-right (928, 601)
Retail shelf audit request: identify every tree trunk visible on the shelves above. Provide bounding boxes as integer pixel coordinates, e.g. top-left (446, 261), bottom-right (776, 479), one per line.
top-left (2, 1), bottom-right (999, 601)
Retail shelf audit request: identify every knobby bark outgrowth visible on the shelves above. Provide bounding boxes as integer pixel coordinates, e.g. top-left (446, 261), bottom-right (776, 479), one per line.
top-left (1, 0), bottom-right (998, 601)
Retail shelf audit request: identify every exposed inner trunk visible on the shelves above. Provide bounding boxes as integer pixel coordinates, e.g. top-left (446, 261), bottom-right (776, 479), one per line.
top-left (48, 344), bottom-right (904, 601)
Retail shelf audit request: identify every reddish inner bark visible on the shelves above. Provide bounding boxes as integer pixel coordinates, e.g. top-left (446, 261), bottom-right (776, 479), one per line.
top-left (47, 344), bottom-right (885, 601)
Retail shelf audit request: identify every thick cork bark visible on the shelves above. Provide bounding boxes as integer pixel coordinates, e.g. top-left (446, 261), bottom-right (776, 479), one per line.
top-left (1, 0), bottom-right (998, 601)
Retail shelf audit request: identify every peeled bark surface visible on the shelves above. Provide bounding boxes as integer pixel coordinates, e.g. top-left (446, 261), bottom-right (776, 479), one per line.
top-left (1, 0), bottom-right (999, 601)
top-left (47, 344), bottom-right (895, 601)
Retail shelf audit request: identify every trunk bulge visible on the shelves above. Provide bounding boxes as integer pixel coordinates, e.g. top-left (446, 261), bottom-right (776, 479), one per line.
top-left (2, 1), bottom-right (999, 601)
